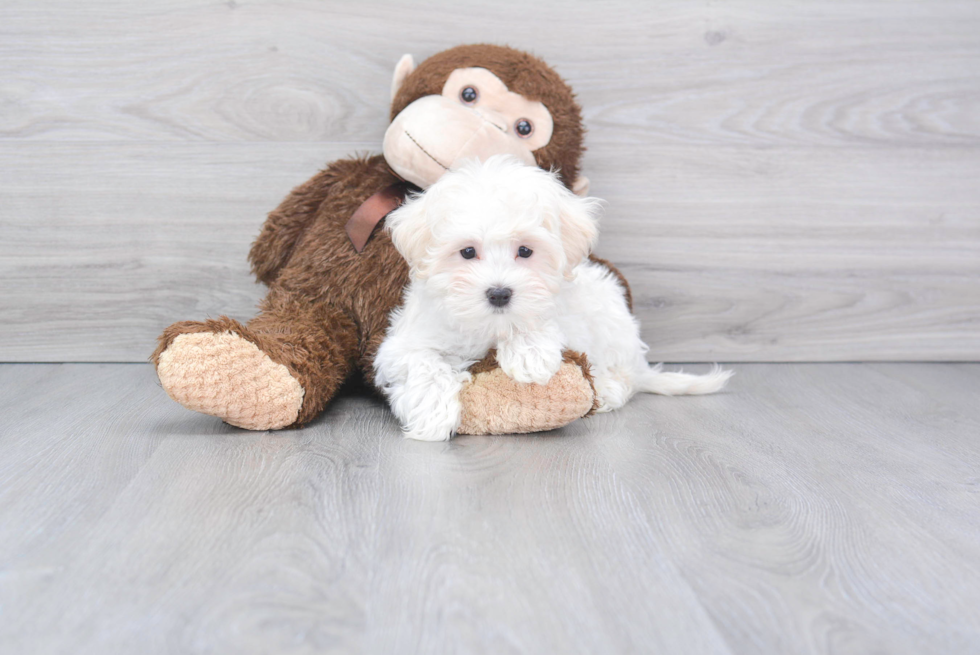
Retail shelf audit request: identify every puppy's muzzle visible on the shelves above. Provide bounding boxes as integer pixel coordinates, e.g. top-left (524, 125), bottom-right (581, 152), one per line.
top-left (486, 287), bottom-right (512, 308)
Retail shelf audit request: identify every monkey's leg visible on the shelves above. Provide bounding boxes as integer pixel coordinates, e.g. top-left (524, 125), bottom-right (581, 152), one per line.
top-left (152, 288), bottom-right (358, 430)
top-left (456, 350), bottom-right (598, 435)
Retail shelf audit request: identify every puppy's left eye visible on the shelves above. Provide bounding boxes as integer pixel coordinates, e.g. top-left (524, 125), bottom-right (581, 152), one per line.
top-left (460, 247), bottom-right (477, 259)
top-left (517, 246), bottom-right (533, 258)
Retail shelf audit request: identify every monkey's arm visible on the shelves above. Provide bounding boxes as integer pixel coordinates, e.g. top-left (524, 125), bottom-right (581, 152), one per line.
top-left (249, 157), bottom-right (377, 285)
top-left (456, 350), bottom-right (598, 435)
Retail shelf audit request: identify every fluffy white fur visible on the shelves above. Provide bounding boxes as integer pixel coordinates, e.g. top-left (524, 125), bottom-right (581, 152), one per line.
top-left (375, 155), bottom-right (732, 441)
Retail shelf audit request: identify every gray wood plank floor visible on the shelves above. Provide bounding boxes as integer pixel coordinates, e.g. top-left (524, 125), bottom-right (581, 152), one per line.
top-left (2, 1), bottom-right (979, 362)
top-left (1, 363), bottom-right (978, 654)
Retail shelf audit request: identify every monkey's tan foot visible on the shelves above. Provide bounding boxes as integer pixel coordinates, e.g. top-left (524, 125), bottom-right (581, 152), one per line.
top-left (457, 351), bottom-right (597, 435)
top-left (154, 321), bottom-right (304, 430)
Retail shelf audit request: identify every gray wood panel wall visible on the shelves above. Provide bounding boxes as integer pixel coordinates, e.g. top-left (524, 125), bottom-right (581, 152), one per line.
top-left (2, 1), bottom-right (979, 362)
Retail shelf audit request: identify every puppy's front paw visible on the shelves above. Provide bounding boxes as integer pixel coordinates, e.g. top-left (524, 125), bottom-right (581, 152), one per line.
top-left (404, 426), bottom-right (452, 442)
top-left (381, 355), bottom-right (468, 442)
top-left (403, 401), bottom-right (460, 442)
top-left (498, 340), bottom-right (563, 386)
top-left (397, 372), bottom-right (467, 442)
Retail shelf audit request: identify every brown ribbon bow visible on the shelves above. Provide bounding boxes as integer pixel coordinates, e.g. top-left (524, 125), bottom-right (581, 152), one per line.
top-left (344, 183), bottom-right (410, 253)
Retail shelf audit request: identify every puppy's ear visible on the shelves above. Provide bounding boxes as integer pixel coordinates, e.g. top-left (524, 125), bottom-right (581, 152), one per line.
top-left (555, 187), bottom-right (601, 278)
top-left (385, 193), bottom-right (433, 278)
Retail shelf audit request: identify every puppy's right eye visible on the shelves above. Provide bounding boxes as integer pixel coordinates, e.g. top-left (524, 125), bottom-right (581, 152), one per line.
top-left (460, 247), bottom-right (477, 259)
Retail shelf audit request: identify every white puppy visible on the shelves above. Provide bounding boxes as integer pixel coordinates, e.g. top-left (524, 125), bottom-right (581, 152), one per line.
top-left (374, 155), bottom-right (732, 441)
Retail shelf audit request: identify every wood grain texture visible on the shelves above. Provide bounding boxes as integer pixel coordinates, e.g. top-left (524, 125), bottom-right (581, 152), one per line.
top-left (1, 1), bottom-right (979, 361)
top-left (1, 362), bottom-right (979, 653)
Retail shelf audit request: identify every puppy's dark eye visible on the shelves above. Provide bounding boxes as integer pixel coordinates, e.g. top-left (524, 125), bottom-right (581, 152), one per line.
top-left (460, 86), bottom-right (478, 104)
top-left (515, 119), bottom-right (533, 137)
top-left (517, 246), bottom-right (533, 258)
top-left (460, 247), bottom-right (477, 259)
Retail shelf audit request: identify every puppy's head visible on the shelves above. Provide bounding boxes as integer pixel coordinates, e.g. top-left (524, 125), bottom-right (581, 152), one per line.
top-left (386, 155), bottom-right (601, 330)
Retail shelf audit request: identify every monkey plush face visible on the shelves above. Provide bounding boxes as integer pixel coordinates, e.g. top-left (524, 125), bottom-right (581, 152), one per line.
top-left (384, 67), bottom-right (554, 188)
top-left (383, 45), bottom-right (588, 196)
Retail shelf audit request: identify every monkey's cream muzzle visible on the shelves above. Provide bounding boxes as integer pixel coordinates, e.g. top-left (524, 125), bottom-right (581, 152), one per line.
top-left (383, 95), bottom-right (536, 189)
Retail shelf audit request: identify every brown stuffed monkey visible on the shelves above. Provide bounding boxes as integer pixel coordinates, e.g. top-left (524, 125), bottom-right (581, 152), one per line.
top-left (153, 44), bottom-right (623, 434)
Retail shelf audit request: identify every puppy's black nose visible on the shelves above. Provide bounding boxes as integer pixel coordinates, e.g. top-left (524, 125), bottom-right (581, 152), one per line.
top-left (486, 287), bottom-right (512, 307)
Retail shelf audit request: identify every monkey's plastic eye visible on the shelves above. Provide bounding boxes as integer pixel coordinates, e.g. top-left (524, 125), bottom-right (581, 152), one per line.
top-left (515, 119), bottom-right (533, 137)
top-left (460, 247), bottom-right (477, 259)
top-left (518, 246), bottom-right (533, 258)
top-left (460, 87), bottom-right (478, 104)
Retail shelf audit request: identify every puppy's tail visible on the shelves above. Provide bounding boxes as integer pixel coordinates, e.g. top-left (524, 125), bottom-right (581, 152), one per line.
top-left (639, 363), bottom-right (733, 396)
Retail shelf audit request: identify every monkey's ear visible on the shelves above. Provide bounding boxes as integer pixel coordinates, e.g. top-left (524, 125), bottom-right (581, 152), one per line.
top-left (390, 54), bottom-right (416, 103)
top-left (572, 175), bottom-right (590, 197)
